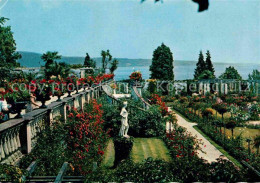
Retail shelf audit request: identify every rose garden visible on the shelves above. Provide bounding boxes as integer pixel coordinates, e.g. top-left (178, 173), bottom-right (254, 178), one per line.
top-left (0, 16), bottom-right (260, 182)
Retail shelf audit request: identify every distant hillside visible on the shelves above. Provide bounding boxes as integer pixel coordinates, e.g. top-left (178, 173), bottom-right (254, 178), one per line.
top-left (17, 51), bottom-right (153, 67)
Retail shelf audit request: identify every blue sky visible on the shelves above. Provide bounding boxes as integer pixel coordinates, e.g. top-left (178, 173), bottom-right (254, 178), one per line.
top-left (1, 0), bottom-right (260, 63)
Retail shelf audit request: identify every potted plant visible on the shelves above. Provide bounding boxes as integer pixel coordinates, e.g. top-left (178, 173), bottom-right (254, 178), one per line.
top-left (4, 86), bottom-right (30, 118)
top-left (53, 81), bottom-right (66, 102)
top-left (35, 79), bottom-right (52, 108)
top-left (129, 71), bottom-right (142, 86)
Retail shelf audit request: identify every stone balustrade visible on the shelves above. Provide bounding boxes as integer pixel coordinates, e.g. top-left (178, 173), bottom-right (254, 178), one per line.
top-left (0, 81), bottom-right (110, 165)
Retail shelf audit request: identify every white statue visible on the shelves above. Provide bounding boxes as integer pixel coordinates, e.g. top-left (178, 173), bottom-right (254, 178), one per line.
top-left (119, 101), bottom-right (129, 138)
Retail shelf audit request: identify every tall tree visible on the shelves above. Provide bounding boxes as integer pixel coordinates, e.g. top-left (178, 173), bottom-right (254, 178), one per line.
top-left (41, 51), bottom-right (62, 79)
top-left (0, 17), bottom-right (21, 85)
top-left (219, 66), bottom-right (242, 80)
top-left (205, 50), bottom-right (215, 78)
top-left (248, 69), bottom-right (260, 80)
top-left (84, 53), bottom-right (96, 68)
top-left (101, 50), bottom-right (112, 73)
top-left (109, 59), bottom-right (119, 74)
top-left (41, 51), bottom-right (61, 67)
top-left (150, 43), bottom-right (174, 80)
top-left (194, 51), bottom-right (206, 79)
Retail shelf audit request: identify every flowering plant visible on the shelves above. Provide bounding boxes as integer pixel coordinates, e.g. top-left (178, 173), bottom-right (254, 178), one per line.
top-left (66, 99), bottom-right (109, 174)
top-left (129, 71), bottom-right (142, 81)
top-left (0, 112), bottom-right (5, 120)
top-left (150, 94), bottom-right (169, 116)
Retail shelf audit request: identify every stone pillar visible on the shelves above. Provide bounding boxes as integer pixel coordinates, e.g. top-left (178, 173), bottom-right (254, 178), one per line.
top-left (256, 82), bottom-right (259, 96)
top-left (80, 94), bottom-right (85, 110)
top-left (126, 83), bottom-right (129, 94)
top-left (224, 83), bottom-right (228, 94)
top-left (80, 69), bottom-right (85, 78)
top-left (220, 82), bottom-right (224, 95)
top-left (199, 82), bottom-right (203, 94)
top-left (20, 120), bottom-right (32, 154)
top-left (203, 83), bottom-right (207, 95)
top-left (238, 81), bottom-right (241, 94)
top-left (61, 102), bottom-right (67, 122)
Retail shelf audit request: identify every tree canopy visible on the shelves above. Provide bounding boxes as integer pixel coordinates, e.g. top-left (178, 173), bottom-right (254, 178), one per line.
top-left (41, 51), bottom-right (61, 66)
top-left (248, 69), bottom-right (260, 80)
top-left (150, 43), bottom-right (174, 81)
top-left (219, 66), bottom-right (242, 80)
top-left (205, 50), bottom-right (215, 78)
top-left (0, 17), bottom-right (21, 68)
top-left (194, 51), bottom-right (205, 80)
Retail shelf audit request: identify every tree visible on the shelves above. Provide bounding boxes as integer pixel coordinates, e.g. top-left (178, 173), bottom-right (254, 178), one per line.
top-left (41, 51), bottom-right (61, 67)
top-left (197, 70), bottom-right (215, 80)
top-left (110, 59), bottom-right (119, 74)
top-left (101, 50), bottom-right (112, 73)
top-left (194, 51), bottom-right (206, 80)
top-left (41, 51), bottom-right (62, 79)
top-left (84, 53), bottom-right (96, 68)
top-left (205, 50), bottom-right (215, 78)
top-left (248, 69), bottom-right (260, 80)
top-left (219, 66), bottom-right (242, 80)
top-left (150, 43), bottom-right (174, 81)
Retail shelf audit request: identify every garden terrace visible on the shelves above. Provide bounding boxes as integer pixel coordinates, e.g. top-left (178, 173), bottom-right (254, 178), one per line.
top-left (0, 81), bottom-right (111, 165)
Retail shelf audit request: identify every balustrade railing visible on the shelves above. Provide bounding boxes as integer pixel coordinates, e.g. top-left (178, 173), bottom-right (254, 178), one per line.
top-left (0, 81), bottom-right (111, 165)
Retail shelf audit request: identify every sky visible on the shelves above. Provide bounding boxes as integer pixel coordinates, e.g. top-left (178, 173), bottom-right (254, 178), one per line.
top-left (1, 0), bottom-right (260, 64)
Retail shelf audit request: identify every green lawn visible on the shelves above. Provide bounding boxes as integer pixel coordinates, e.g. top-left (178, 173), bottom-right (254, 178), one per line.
top-left (131, 138), bottom-right (171, 163)
top-left (102, 138), bottom-right (171, 167)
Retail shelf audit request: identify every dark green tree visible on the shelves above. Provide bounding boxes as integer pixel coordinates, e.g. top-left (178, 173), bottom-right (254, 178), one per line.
top-left (194, 51), bottom-right (206, 79)
top-left (205, 50), bottom-right (215, 78)
top-left (0, 17), bottom-right (21, 85)
top-left (248, 69), bottom-right (260, 80)
top-left (219, 66), bottom-right (242, 80)
top-left (84, 53), bottom-right (96, 68)
top-left (101, 50), bottom-right (112, 73)
top-left (150, 43), bottom-right (174, 80)
top-left (41, 51), bottom-right (62, 79)
top-left (41, 51), bottom-right (61, 67)
top-left (197, 70), bottom-right (215, 80)
top-left (109, 59), bottom-right (119, 74)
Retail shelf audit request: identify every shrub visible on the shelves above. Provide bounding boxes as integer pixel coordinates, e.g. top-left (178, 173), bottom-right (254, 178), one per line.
top-left (113, 136), bottom-right (134, 167)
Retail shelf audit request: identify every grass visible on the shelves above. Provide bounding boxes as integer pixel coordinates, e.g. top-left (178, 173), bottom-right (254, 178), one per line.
top-left (102, 139), bottom-right (115, 168)
top-left (131, 138), bottom-right (171, 163)
top-left (102, 138), bottom-right (171, 167)
top-left (193, 126), bottom-right (243, 168)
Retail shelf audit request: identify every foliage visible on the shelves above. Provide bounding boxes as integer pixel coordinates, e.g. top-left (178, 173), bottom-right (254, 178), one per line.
top-left (129, 71), bottom-right (142, 81)
top-left (84, 53), bottom-right (96, 68)
top-left (0, 164), bottom-right (23, 182)
top-left (205, 50), bottom-right (215, 77)
top-left (197, 70), bottom-right (215, 80)
top-left (0, 17), bottom-right (21, 85)
top-left (149, 94), bottom-right (169, 116)
top-left (194, 51), bottom-right (205, 79)
top-left (248, 69), bottom-right (260, 80)
top-left (219, 66), bottom-right (242, 80)
top-left (150, 43), bottom-right (174, 81)
top-left (41, 51), bottom-right (61, 66)
top-left (66, 100), bottom-right (109, 175)
top-left (0, 17), bottom-right (21, 68)
top-left (19, 121), bottom-right (67, 176)
top-left (113, 136), bottom-right (134, 167)
top-left (109, 59), bottom-right (119, 74)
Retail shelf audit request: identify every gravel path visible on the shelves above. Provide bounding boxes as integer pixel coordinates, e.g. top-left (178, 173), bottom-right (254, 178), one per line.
top-left (167, 107), bottom-right (227, 163)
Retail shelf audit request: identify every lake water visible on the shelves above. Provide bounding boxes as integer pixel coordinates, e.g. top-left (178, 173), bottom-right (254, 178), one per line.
top-left (22, 62), bottom-right (259, 81)
top-left (114, 63), bottom-right (260, 81)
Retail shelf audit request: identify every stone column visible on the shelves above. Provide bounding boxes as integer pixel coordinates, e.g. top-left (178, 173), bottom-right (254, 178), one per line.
top-left (256, 82), bottom-right (259, 96)
top-left (61, 102), bottom-right (67, 122)
top-left (224, 83), bottom-right (228, 94)
top-left (20, 119), bottom-right (32, 154)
